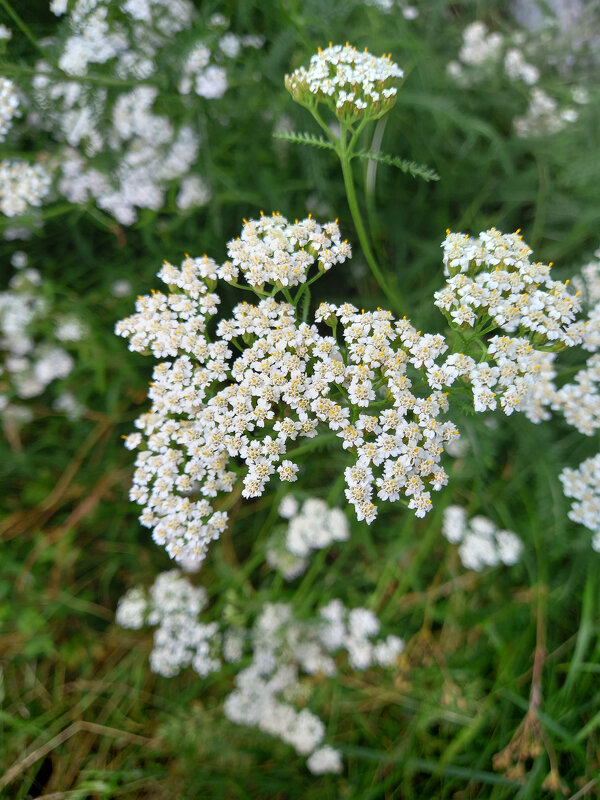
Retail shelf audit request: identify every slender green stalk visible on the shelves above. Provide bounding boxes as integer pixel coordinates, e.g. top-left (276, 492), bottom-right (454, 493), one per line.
top-left (281, 286), bottom-right (294, 305)
top-left (0, 0), bottom-right (45, 55)
top-left (228, 281), bottom-right (269, 300)
top-left (305, 105), bottom-right (404, 311)
top-left (339, 143), bottom-right (402, 312)
top-left (293, 269), bottom-right (323, 306)
top-left (0, 61), bottom-right (161, 90)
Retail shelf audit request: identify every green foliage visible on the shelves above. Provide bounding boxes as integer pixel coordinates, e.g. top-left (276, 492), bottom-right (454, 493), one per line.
top-left (273, 130), bottom-right (336, 151)
top-left (353, 150), bottom-right (440, 182)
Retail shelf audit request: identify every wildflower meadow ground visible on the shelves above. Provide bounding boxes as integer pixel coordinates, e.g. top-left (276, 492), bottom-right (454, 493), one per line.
top-left (1, 1), bottom-right (600, 798)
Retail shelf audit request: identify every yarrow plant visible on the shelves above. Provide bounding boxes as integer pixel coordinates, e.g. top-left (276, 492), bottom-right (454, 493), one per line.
top-left (117, 42), bottom-right (600, 576)
top-left (267, 496), bottom-right (350, 580)
top-left (0, 11), bottom-right (598, 792)
top-left (116, 211), bottom-right (462, 565)
top-left (0, 258), bottom-right (88, 422)
top-left (2, 2), bottom-right (264, 226)
top-left (116, 567), bottom-right (404, 773)
top-left (442, 505), bottom-right (523, 571)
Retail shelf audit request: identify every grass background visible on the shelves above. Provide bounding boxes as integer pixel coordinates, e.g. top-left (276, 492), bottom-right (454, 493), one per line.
top-left (1, 0), bottom-right (599, 797)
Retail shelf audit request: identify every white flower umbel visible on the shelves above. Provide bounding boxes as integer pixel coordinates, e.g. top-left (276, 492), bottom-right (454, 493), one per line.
top-left (504, 48), bottom-right (539, 85)
top-left (117, 215), bottom-right (460, 566)
top-left (550, 254), bottom-right (600, 436)
top-left (0, 78), bottom-right (20, 142)
top-left (0, 161), bottom-right (51, 217)
top-left (226, 213), bottom-right (351, 289)
top-left (0, 263), bottom-right (87, 418)
top-left (225, 598), bottom-right (402, 767)
top-left (285, 498), bottom-right (349, 559)
top-left (435, 227), bottom-right (585, 421)
top-left (117, 572), bottom-right (404, 773)
top-left (306, 745), bottom-right (343, 775)
top-left (116, 570), bottom-right (222, 678)
top-left (514, 88), bottom-right (577, 137)
top-left (459, 22), bottom-right (503, 67)
top-left (442, 505), bottom-right (523, 571)
top-left (176, 175), bottom-right (211, 211)
top-left (267, 496), bottom-right (350, 581)
top-left (560, 455), bottom-right (600, 538)
top-left (285, 43), bottom-right (403, 122)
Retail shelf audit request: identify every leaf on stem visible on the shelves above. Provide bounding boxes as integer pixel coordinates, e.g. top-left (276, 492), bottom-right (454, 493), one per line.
top-left (355, 150), bottom-right (439, 182)
top-left (273, 131), bottom-right (336, 151)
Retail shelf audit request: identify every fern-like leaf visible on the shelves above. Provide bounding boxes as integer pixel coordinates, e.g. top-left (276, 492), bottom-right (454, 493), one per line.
top-left (273, 131), bottom-right (335, 152)
top-left (355, 150), bottom-right (439, 182)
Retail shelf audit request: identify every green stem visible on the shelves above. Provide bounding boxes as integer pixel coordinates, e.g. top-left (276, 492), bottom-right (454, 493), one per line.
top-left (227, 281), bottom-right (269, 300)
top-left (339, 146), bottom-right (401, 311)
top-left (0, 60), bottom-right (161, 90)
top-left (301, 286), bottom-right (311, 323)
top-left (293, 269), bottom-right (323, 306)
top-left (0, 0), bottom-right (45, 55)
top-left (281, 286), bottom-right (294, 305)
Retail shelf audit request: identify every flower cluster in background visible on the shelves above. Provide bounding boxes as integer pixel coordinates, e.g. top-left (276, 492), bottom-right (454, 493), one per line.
top-left (0, 161), bottom-right (51, 218)
top-left (4, 3), bottom-right (264, 225)
top-left (442, 505), bottom-right (523, 571)
top-left (267, 496), bottom-right (350, 580)
top-left (0, 257), bottom-right (87, 422)
top-left (0, 77), bottom-right (20, 141)
top-left (446, 20), bottom-right (583, 137)
top-left (117, 568), bottom-right (404, 774)
top-left (560, 456), bottom-right (600, 545)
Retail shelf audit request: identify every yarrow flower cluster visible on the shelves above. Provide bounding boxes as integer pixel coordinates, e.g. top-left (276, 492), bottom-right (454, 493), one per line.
top-left (514, 87), bottom-right (578, 137)
top-left (446, 20), bottom-right (579, 137)
top-left (267, 496), bottom-right (350, 580)
top-left (116, 214), bottom-right (461, 565)
top-left (285, 43), bottom-right (403, 121)
top-left (116, 570), bottom-right (220, 677)
top-left (117, 569), bottom-right (404, 772)
top-left (25, 3), bottom-right (263, 223)
top-left (0, 262), bottom-right (87, 419)
top-left (560, 456), bottom-right (600, 545)
top-left (0, 77), bottom-right (20, 141)
top-left (434, 227), bottom-right (586, 421)
top-left (442, 505), bottom-right (523, 571)
top-left (226, 213), bottom-right (350, 288)
top-left (0, 161), bottom-right (51, 217)
top-left (547, 252), bottom-right (600, 437)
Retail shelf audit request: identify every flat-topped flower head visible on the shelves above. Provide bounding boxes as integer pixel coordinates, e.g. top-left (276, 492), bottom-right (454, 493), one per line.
top-left (433, 228), bottom-right (600, 426)
top-left (225, 212), bottom-right (350, 289)
top-left (117, 569), bottom-right (403, 772)
top-left (117, 220), bottom-right (460, 567)
top-left (435, 227), bottom-right (583, 349)
top-left (285, 43), bottom-right (403, 122)
top-left (560, 454), bottom-right (600, 538)
top-left (0, 77), bottom-right (20, 142)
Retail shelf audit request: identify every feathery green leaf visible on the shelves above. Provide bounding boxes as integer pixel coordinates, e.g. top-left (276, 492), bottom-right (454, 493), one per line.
top-left (355, 150), bottom-right (439, 181)
top-left (273, 130), bottom-right (336, 152)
